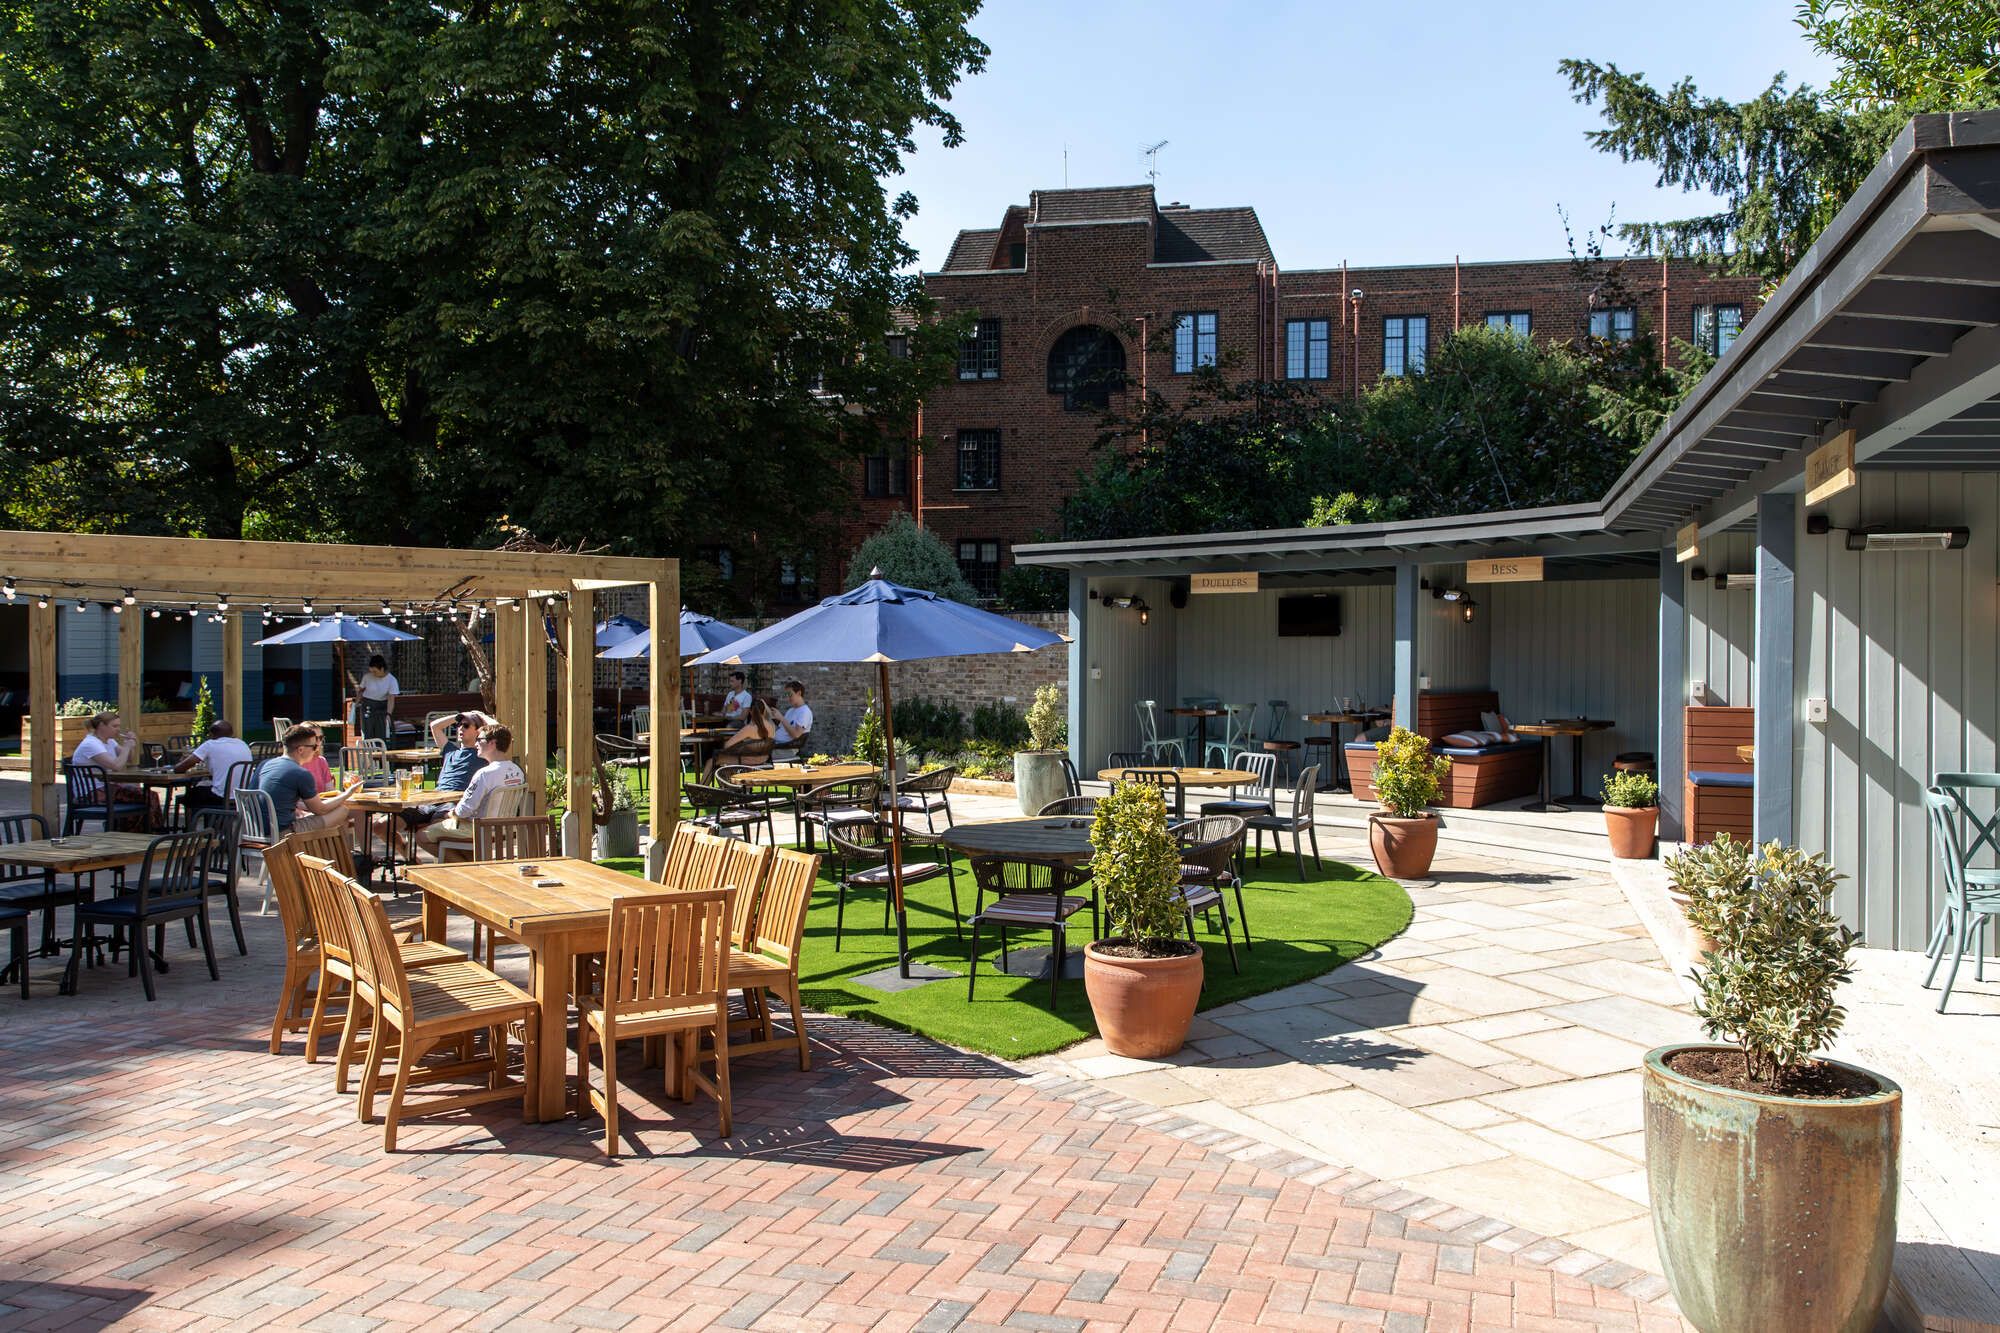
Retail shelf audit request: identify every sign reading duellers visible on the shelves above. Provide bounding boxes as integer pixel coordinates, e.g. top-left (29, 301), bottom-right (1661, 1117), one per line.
top-left (1190, 572), bottom-right (1259, 594)
top-left (1464, 556), bottom-right (1544, 583)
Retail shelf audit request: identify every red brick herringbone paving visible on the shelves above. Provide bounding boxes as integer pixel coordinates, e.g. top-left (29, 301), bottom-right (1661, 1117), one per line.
top-left (0, 998), bottom-right (1689, 1332)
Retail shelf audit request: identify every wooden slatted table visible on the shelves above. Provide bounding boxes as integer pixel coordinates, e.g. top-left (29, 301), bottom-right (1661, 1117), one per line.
top-left (410, 857), bottom-right (640, 1122)
top-left (2, 832), bottom-right (156, 874)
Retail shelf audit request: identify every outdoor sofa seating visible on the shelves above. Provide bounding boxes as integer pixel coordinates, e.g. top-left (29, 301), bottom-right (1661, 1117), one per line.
top-left (1684, 705), bottom-right (1754, 843)
top-left (1343, 690), bottom-right (1541, 808)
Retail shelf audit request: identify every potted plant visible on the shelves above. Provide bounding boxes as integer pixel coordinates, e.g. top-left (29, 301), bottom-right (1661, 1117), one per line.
top-left (1015, 683), bottom-right (1069, 814)
top-left (1600, 769), bottom-right (1659, 858)
top-left (1367, 726), bottom-right (1450, 878)
top-left (1646, 838), bottom-right (1899, 1333)
top-left (592, 766), bottom-right (641, 859)
top-left (1083, 781), bottom-right (1203, 1058)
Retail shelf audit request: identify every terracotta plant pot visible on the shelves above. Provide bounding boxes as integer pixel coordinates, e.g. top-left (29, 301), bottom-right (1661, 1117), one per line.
top-left (1666, 889), bottom-right (1723, 958)
top-left (1014, 750), bottom-right (1071, 816)
top-left (1368, 812), bottom-right (1438, 878)
top-left (1603, 804), bottom-right (1658, 858)
top-left (1084, 942), bottom-right (1204, 1059)
top-left (1643, 1044), bottom-right (1901, 1333)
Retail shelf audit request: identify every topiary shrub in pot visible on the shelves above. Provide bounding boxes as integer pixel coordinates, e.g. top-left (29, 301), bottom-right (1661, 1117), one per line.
top-left (1367, 726), bottom-right (1450, 878)
top-left (1645, 838), bottom-right (1898, 1333)
top-left (1015, 683), bottom-right (1070, 814)
top-left (1600, 769), bottom-right (1659, 859)
top-left (1083, 780), bottom-right (1203, 1058)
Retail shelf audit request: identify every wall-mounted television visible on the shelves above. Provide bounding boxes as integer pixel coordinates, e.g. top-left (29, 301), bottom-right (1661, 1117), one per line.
top-left (1277, 593), bottom-right (1342, 637)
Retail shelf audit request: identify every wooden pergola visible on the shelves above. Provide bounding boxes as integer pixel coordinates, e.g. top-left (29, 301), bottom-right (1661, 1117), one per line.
top-left (3, 530), bottom-right (681, 872)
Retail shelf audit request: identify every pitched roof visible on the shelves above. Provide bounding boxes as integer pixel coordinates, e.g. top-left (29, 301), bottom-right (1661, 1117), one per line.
top-left (941, 229), bottom-right (1002, 272)
top-left (1154, 207), bottom-right (1272, 264)
top-left (1030, 185), bottom-right (1156, 224)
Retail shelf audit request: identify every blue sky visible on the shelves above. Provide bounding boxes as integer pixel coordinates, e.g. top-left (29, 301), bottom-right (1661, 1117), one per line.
top-left (888, 0), bottom-right (1838, 271)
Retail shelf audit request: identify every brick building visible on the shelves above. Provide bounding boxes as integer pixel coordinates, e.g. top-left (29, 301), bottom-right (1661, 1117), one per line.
top-left (847, 183), bottom-right (1763, 600)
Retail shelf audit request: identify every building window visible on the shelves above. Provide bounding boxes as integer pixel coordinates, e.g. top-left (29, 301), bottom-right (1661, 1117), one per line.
top-left (863, 449), bottom-right (908, 497)
top-left (1285, 319), bottom-right (1331, 380)
top-left (957, 540), bottom-right (1002, 599)
top-left (958, 318), bottom-right (1001, 380)
top-left (1589, 307), bottom-right (1636, 341)
top-left (1007, 241), bottom-right (1026, 268)
top-left (1485, 310), bottom-right (1531, 337)
top-left (884, 334), bottom-right (909, 359)
top-left (1383, 315), bottom-right (1429, 378)
top-left (1693, 303), bottom-right (1744, 356)
top-left (1047, 324), bottom-right (1127, 411)
top-left (1173, 311), bottom-right (1218, 373)
top-left (956, 429), bottom-right (1000, 491)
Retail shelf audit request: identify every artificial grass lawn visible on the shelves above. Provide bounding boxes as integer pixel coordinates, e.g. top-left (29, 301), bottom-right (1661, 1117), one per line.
top-left (603, 838), bottom-right (1413, 1059)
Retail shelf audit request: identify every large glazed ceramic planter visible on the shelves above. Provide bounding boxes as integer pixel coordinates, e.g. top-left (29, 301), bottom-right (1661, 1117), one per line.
top-left (1642, 1043), bottom-right (1901, 1333)
top-left (594, 809), bottom-right (640, 859)
top-left (1084, 943), bottom-right (1203, 1058)
top-left (1015, 750), bottom-right (1070, 815)
top-left (1604, 804), bottom-right (1658, 858)
top-left (1368, 812), bottom-right (1438, 878)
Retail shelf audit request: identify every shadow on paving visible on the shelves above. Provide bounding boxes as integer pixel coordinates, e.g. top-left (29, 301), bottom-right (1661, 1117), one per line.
top-left (0, 1282), bottom-right (150, 1330)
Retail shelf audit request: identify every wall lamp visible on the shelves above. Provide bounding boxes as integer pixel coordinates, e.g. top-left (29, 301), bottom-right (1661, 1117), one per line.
top-left (1433, 587), bottom-right (1467, 602)
top-left (1102, 593), bottom-right (1150, 624)
top-left (1460, 597), bottom-right (1477, 623)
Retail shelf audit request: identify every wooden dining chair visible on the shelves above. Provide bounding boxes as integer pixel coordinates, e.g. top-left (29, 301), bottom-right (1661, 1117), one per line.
top-left (678, 831), bottom-right (734, 893)
top-left (338, 874), bottom-right (539, 1151)
top-left (575, 887), bottom-right (737, 1153)
top-left (713, 839), bottom-right (775, 948)
top-left (295, 854), bottom-right (464, 1079)
top-left (653, 823), bottom-right (703, 888)
top-left (723, 848), bottom-right (823, 1071)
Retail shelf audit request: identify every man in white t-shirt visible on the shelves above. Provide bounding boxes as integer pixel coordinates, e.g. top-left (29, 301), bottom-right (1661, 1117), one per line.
top-left (421, 724), bottom-right (527, 854)
top-left (177, 720), bottom-right (255, 814)
top-left (355, 654), bottom-right (399, 742)
top-left (721, 672), bottom-right (754, 724)
top-left (771, 680), bottom-right (813, 752)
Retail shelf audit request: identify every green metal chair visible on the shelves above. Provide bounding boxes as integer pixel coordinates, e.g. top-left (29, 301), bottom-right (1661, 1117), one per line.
top-left (1924, 777), bottom-right (2000, 1012)
top-left (1134, 700), bottom-right (1183, 766)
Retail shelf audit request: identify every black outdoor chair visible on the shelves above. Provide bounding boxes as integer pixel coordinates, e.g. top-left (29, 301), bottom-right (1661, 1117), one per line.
top-left (1117, 767), bottom-right (1185, 820)
top-left (63, 829), bottom-right (221, 1002)
top-left (882, 766), bottom-right (957, 835)
top-left (1173, 815), bottom-right (1249, 972)
top-left (0, 904), bottom-right (27, 999)
top-left (596, 733), bottom-right (649, 799)
top-left (1246, 764), bottom-right (1323, 879)
top-left (1037, 796), bottom-right (1098, 817)
top-left (189, 806), bottom-right (249, 956)
top-left (61, 760), bottom-right (149, 835)
top-left (1104, 751), bottom-right (1149, 772)
top-left (966, 856), bottom-right (1092, 1008)
top-left (826, 819), bottom-right (960, 953)
top-left (249, 741), bottom-right (284, 763)
top-left (1057, 754), bottom-right (1082, 799)
top-left (682, 779), bottom-right (777, 845)
top-left (0, 813), bottom-right (82, 959)
top-left (797, 777), bottom-right (881, 855)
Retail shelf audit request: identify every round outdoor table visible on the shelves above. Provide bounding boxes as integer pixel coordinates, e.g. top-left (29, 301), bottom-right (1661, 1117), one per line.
top-left (728, 762), bottom-right (875, 789)
top-left (347, 787), bottom-right (456, 886)
top-left (1168, 707), bottom-right (1223, 764)
top-left (1095, 765), bottom-right (1260, 788)
top-left (1303, 709), bottom-right (1389, 792)
top-left (944, 817), bottom-right (1097, 981)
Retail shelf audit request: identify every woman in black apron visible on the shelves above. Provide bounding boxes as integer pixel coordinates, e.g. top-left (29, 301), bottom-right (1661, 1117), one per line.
top-left (356, 654), bottom-right (399, 743)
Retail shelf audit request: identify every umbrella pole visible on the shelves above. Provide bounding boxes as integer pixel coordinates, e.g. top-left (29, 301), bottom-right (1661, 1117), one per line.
top-left (880, 661), bottom-right (911, 978)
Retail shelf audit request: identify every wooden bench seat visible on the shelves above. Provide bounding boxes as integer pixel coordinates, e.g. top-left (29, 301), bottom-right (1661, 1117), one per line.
top-left (1344, 690), bottom-right (1541, 810)
top-left (1685, 706), bottom-right (1754, 843)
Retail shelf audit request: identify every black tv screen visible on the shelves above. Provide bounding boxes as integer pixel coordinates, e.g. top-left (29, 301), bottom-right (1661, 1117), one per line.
top-left (1277, 593), bottom-right (1341, 637)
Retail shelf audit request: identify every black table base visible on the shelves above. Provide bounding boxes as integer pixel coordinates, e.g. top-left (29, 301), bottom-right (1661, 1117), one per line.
top-left (1521, 736), bottom-right (1569, 814)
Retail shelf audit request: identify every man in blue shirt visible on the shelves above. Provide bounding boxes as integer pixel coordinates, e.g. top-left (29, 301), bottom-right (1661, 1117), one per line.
top-left (257, 725), bottom-right (363, 832)
top-left (401, 709), bottom-right (494, 836)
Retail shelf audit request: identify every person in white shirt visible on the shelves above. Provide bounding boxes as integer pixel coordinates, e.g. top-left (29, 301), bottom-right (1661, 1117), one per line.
top-left (721, 672), bottom-right (754, 724)
top-left (70, 710), bottom-right (155, 824)
top-left (355, 654), bottom-right (399, 742)
top-left (176, 720), bottom-right (254, 814)
top-left (772, 680), bottom-right (813, 750)
top-left (421, 724), bottom-right (527, 853)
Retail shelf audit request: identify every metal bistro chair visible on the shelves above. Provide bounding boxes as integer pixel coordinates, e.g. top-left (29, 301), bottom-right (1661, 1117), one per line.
top-left (1246, 764), bottom-right (1323, 880)
top-left (62, 760), bottom-right (149, 835)
top-left (1174, 816), bottom-right (1249, 970)
top-left (1135, 700), bottom-right (1184, 766)
top-left (883, 766), bottom-right (957, 835)
top-left (1057, 753), bottom-right (1082, 799)
top-left (1118, 767), bottom-right (1185, 822)
top-left (250, 740), bottom-right (285, 764)
top-left (1260, 700), bottom-right (1301, 781)
top-left (189, 806), bottom-right (249, 956)
top-left (965, 856), bottom-right (1091, 1008)
top-left (63, 830), bottom-right (221, 1002)
top-left (684, 779), bottom-right (778, 846)
top-left (628, 705), bottom-right (651, 741)
top-left (596, 733), bottom-right (649, 799)
top-left (1924, 776), bottom-right (2000, 1012)
top-left (1207, 703), bottom-right (1256, 768)
top-left (797, 776), bottom-right (881, 856)
top-left (1200, 750), bottom-right (1277, 819)
top-left (0, 813), bottom-right (80, 961)
top-left (1038, 796), bottom-right (1099, 817)
top-left (234, 788), bottom-right (284, 914)
top-left (826, 819), bottom-right (961, 952)
top-left (340, 743), bottom-right (392, 786)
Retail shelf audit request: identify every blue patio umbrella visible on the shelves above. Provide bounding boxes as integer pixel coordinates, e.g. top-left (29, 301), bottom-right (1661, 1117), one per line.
top-left (598, 608), bottom-right (749, 661)
top-left (255, 615), bottom-right (422, 726)
top-left (692, 573), bottom-right (1064, 976)
top-left (595, 614), bottom-right (648, 650)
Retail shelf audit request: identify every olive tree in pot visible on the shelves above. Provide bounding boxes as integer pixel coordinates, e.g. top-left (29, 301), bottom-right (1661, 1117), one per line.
top-left (1083, 781), bottom-right (1203, 1058)
top-left (1367, 727), bottom-right (1450, 878)
top-left (1015, 683), bottom-right (1069, 815)
top-left (1646, 838), bottom-right (1897, 1333)
top-left (1600, 769), bottom-right (1659, 859)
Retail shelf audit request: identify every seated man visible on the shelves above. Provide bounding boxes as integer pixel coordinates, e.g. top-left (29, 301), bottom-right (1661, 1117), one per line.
top-left (419, 724), bottom-right (526, 856)
top-left (770, 679), bottom-right (813, 755)
top-left (176, 720), bottom-right (254, 815)
top-left (256, 725), bottom-right (363, 834)
top-left (398, 709), bottom-right (495, 838)
top-left (721, 672), bottom-right (754, 724)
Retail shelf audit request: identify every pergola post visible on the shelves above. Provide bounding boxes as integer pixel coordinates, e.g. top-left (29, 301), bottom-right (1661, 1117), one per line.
top-left (29, 601), bottom-right (57, 824)
top-left (520, 599), bottom-right (547, 809)
top-left (1392, 563), bottom-right (1419, 729)
top-left (492, 602), bottom-right (522, 738)
top-left (1066, 572), bottom-right (1087, 772)
top-left (118, 606), bottom-right (142, 736)
top-left (222, 613), bottom-right (244, 735)
top-left (552, 599), bottom-right (570, 753)
top-left (644, 563), bottom-right (680, 880)
top-left (561, 589), bottom-right (595, 857)
top-left (1754, 492), bottom-right (1797, 846)
top-left (1657, 545), bottom-right (1688, 842)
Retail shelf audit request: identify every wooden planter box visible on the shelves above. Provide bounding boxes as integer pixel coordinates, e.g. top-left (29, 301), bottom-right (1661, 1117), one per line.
top-left (23, 711), bottom-right (198, 756)
top-left (949, 776), bottom-right (1016, 798)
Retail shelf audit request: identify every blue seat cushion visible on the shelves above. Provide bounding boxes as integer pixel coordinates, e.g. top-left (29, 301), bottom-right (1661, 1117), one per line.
top-left (1688, 770), bottom-right (1754, 788)
top-left (1350, 739), bottom-right (1537, 758)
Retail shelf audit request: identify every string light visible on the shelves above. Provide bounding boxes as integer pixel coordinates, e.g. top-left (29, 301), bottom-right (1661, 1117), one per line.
top-left (35, 594), bottom-right (48, 609)
top-left (111, 600), bottom-right (123, 614)
top-left (149, 606), bottom-right (161, 619)
top-left (121, 588), bottom-right (136, 606)
top-left (301, 599), bottom-right (315, 616)
top-left (2, 578), bottom-right (14, 600)
top-left (216, 593), bottom-right (229, 612)
top-left (73, 599), bottom-right (86, 613)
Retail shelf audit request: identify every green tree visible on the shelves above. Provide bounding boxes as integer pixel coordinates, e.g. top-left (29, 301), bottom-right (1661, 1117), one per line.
top-left (1562, 0), bottom-right (2000, 283)
top-left (846, 511), bottom-right (978, 602)
top-left (0, 2), bottom-right (981, 553)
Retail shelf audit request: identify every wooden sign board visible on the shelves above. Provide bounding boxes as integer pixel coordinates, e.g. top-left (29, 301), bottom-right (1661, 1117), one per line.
top-left (1676, 522), bottom-right (1701, 563)
top-left (1464, 556), bottom-right (1543, 584)
top-left (1804, 430), bottom-right (1857, 506)
top-left (1191, 572), bottom-right (1258, 594)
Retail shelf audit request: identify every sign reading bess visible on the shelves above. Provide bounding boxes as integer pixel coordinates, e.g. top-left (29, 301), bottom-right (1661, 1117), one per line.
top-left (1464, 557), bottom-right (1544, 584)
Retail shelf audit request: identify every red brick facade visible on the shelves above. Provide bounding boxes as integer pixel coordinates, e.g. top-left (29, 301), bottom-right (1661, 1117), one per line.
top-left (841, 184), bottom-right (1763, 600)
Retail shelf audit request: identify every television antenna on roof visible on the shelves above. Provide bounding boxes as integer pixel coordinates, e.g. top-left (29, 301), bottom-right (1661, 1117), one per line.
top-left (1142, 140), bottom-right (1169, 185)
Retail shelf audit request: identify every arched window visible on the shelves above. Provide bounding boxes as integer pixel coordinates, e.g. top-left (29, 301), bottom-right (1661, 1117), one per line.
top-left (1046, 325), bottom-right (1127, 412)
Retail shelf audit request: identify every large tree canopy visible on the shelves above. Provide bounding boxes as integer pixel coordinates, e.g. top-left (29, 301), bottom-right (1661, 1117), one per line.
top-left (1562, 0), bottom-right (2000, 283)
top-left (0, 1), bottom-right (982, 564)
